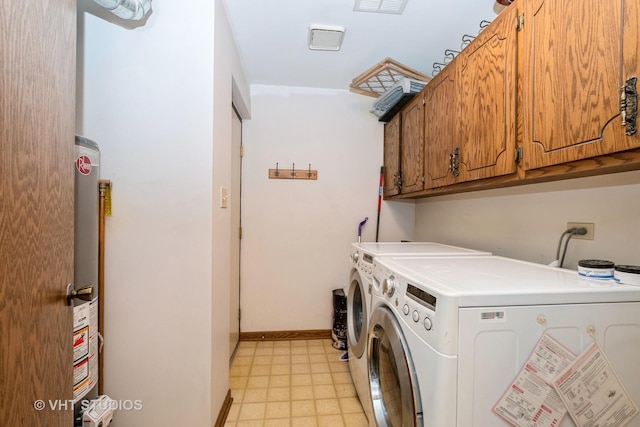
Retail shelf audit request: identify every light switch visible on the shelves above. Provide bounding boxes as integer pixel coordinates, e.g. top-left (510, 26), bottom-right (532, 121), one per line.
top-left (220, 187), bottom-right (228, 208)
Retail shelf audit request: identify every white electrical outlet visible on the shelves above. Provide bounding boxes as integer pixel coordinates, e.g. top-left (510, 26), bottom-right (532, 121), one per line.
top-left (566, 222), bottom-right (595, 240)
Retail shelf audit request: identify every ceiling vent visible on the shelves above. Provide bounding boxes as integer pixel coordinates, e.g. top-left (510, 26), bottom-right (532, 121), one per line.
top-left (308, 25), bottom-right (346, 51)
top-left (353, 0), bottom-right (409, 14)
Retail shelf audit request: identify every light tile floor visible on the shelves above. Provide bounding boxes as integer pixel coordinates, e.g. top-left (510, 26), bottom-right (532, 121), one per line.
top-left (225, 339), bottom-right (369, 427)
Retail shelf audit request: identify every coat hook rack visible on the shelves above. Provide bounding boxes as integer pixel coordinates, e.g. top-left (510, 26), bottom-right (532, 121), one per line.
top-left (269, 162), bottom-right (317, 180)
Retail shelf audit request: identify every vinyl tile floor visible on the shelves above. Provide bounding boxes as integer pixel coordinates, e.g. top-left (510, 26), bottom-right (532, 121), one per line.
top-left (225, 339), bottom-right (369, 427)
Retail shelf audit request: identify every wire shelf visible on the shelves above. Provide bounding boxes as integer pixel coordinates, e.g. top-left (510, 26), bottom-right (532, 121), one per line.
top-left (349, 57), bottom-right (431, 98)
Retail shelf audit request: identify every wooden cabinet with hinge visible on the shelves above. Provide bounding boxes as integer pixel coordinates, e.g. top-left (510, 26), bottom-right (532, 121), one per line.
top-left (399, 93), bottom-right (425, 194)
top-left (383, 0), bottom-right (640, 200)
top-left (383, 113), bottom-right (401, 197)
top-left (519, 0), bottom-right (640, 170)
top-left (424, 64), bottom-right (459, 188)
top-left (456, 4), bottom-right (519, 182)
top-left (424, 4), bottom-right (519, 189)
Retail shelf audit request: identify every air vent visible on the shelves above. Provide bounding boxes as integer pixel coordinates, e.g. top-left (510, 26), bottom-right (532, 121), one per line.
top-left (354, 0), bottom-right (409, 14)
top-left (308, 25), bottom-right (346, 51)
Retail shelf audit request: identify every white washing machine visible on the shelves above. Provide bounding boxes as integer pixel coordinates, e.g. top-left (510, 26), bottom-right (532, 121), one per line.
top-left (346, 242), bottom-right (491, 425)
top-left (369, 255), bottom-right (640, 427)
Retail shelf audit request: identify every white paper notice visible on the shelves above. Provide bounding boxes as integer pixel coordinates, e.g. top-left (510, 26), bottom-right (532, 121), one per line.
top-left (73, 303), bottom-right (90, 401)
top-left (72, 298), bottom-right (99, 402)
top-left (493, 334), bottom-right (576, 427)
top-left (88, 297), bottom-right (99, 392)
top-left (553, 342), bottom-right (638, 427)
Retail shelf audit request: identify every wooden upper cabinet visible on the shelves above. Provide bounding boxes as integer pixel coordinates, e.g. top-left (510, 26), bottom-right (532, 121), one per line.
top-left (383, 0), bottom-right (640, 199)
top-left (520, 0), bottom-right (640, 170)
top-left (383, 114), bottom-right (401, 197)
top-left (400, 94), bottom-right (425, 193)
top-left (424, 5), bottom-right (518, 190)
top-left (424, 66), bottom-right (458, 189)
top-left (456, 4), bottom-right (519, 181)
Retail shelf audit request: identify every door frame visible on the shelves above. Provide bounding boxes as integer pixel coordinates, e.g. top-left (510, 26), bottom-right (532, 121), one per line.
top-left (229, 105), bottom-right (243, 360)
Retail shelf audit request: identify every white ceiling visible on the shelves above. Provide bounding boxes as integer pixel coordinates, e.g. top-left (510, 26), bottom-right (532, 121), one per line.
top-left (222, 0), bottom-right (507, 91)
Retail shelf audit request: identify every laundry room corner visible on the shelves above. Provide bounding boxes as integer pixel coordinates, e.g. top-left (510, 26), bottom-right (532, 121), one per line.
top-left (240, 84), bottom-right (415, 334)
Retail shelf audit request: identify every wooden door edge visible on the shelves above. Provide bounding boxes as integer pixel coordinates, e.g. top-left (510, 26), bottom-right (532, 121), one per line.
top-left (214, 389), bottom-right (233, 427)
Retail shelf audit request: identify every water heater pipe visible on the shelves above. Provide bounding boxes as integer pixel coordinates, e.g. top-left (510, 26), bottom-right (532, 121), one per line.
top-left (93, 0), bottom-right (152, 21)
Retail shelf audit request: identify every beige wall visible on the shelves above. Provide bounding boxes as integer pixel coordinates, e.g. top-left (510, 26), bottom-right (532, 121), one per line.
top-left (414, 171), bottom-right (640, 269)
top-left (240, 85), bottom-right (415, 332)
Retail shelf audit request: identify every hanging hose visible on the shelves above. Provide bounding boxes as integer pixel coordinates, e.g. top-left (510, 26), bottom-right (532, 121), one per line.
top-left (555, 227), bottom-right (587, 268)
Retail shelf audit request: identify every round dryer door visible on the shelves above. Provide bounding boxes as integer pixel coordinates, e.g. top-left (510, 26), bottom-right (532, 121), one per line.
top-left (368, 305), bottom-right (422, 427)
top-left (347, 269), bottom-right (368, 358)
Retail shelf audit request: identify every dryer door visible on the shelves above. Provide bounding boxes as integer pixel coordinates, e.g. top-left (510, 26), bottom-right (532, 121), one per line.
top-left (368, 305), bottom-right (423, 427)
top-left (347, 269), bottom-right (368, 358)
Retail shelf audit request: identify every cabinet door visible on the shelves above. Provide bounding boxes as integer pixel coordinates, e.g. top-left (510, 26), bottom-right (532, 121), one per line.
top-left (383, 114), bottom-right (401, 197)
top-left (400, 95), bottom-right (425, 194)
top-left (521, 0), bottom-right (640, 170)
top-left (457, 4), bottom-right (518, 181)
top-left (424, 66), bottom-right (459, 189)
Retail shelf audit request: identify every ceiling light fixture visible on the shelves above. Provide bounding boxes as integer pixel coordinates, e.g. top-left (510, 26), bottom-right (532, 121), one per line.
top-left (308, 25), bottom-right (346, 51)
top-left (353, 0), bottom-right (409, 14)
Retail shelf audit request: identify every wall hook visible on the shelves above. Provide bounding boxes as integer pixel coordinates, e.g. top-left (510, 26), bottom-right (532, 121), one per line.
top-left (432, 62), bottom-right (445, 77)
top-left (268, 162), bottom-right (318, 180)
top-left (444, 49), bottom-right (460, 58)
top-left (461, 34), bottom-right (475, 49)
top-left (479, 19), bottom-right (492, 33)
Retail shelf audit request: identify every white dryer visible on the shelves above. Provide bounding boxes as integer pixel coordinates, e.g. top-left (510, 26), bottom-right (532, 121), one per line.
top-left (369, 255), bottom-right (640, 427)
top-left (347, 242), bottom-right (491, 425)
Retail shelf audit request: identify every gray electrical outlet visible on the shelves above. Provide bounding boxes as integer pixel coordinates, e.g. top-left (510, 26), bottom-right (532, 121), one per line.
top-left (567, 222), bottom-right (595, 240)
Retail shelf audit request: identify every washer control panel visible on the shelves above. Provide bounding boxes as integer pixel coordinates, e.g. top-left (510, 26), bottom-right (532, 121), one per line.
top-left (400, 296), bottom-right (434, 335)
top-left (378, 269), bottom-right (436, 339)
top-left (374, 259), bottom-right (455, 353)
top-left (398, 284), bottom-right (437, 340)
top-left (352, 250), bottom-right (374, 280)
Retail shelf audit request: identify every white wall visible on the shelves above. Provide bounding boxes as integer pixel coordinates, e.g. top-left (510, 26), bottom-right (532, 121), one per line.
top-left (211, 0), bottom-right (251, 420)
top-left (415, 171), bottom-right (640, 269)
top-left (77, 0), bottom-right (249, 425)
top-left (241, 85), bottom-right (414, 332)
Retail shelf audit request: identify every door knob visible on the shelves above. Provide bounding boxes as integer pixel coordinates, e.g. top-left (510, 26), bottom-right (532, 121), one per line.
top-left (66, 283), bottom-right (94, 305)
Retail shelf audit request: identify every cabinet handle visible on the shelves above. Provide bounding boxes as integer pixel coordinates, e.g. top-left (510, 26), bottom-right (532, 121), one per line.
top-left (621, 76), bottom-right (637, 136)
